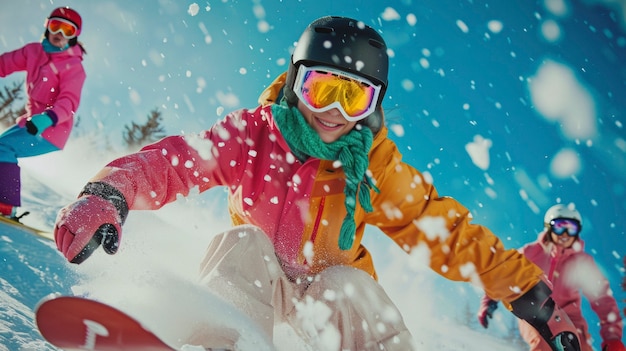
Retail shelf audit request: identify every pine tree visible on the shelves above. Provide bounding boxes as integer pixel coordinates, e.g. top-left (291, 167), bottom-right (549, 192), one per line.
top-left (122, 108), bottom-right (166, 150)
top-left (0, 80), bottom-right (26, 128)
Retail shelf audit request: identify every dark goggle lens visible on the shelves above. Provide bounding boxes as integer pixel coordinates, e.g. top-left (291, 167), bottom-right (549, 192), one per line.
top-left (550, 218), bottom-right (581, 236)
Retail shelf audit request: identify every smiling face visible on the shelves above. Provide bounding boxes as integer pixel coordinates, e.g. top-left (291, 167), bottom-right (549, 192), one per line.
top-left (297, 100), bottom-right (357, 143)
top-left (550, 230), bottom-right (577, 248)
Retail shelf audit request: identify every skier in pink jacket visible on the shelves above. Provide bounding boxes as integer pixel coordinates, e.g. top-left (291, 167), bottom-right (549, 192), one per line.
top-left (477, 204), bottom-right (624, 351)
top-left (55, 16), bottom-right (583, 350)
top-left (0, 6), bottom-right (86, 220)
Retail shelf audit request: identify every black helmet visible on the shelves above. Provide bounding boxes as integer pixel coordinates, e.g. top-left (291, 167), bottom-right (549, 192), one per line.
top-left (284, 16), bottom-right (389, 132)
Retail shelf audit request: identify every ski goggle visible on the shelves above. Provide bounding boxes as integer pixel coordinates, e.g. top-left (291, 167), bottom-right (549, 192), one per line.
top-left (47, 18), bottom-right (78, 39)
top-left (549, 218), bottom-right (581, 236)
top-left (293, 65), bottom-right (382, 121)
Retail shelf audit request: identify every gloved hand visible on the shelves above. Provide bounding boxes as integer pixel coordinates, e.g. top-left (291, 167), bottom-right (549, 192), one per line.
top-left (477, 295), bottom-right (499, 328)
top-left (603, 340), bottom-right (626, 351)
top-left (25, 112), bottom-right (54, 136)
top-left (55, 195), bottom-right (123, 264)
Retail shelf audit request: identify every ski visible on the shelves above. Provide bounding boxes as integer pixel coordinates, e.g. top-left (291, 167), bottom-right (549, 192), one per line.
top-left (0, 214), bottom-right (54, 241)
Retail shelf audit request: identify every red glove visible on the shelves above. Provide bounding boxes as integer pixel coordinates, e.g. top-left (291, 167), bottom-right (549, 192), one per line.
top-left (477, 295), bottom-right (499, 328)
top-left (603, 340), bottom-right (626, 351)
top-left (55, 195), bottom-right (123, 264)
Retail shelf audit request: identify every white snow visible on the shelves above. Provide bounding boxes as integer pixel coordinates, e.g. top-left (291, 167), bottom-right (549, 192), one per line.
top-left (465, 135), bottom-right (492, 171)
top-left (528, 60), bottom-right (598, 141)
top-left (1, 1), bottom-right (623, 350)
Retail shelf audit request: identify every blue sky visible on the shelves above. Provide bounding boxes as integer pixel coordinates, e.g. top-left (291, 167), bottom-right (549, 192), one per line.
top-left (1, 0), bottom-right (625, 349)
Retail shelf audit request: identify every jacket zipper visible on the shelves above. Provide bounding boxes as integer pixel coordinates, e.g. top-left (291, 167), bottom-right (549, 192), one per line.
top-left (548, 248), bottom-right (560, 281)
top-left (309, 196), bottom-right (326, 243)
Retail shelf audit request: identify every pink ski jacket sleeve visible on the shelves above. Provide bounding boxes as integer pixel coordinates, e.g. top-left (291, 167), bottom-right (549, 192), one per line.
top-left (85, 74), bottom-right (544, 306)
top-left (0, 42), bottom-right (85, 149)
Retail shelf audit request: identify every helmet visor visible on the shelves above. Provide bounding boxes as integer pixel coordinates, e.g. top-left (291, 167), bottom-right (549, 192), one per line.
top-left (550, 218), bottom-right (581, 236)
top-left (294, 65), bottom-right (381, 121)
top-left (48, 18), bottom-right (78, 39)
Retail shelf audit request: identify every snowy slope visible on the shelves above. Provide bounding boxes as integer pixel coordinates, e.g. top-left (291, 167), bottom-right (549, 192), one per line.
top-left (0, 221), bottom-right (74, 351)
top-left (0, 138), bottom-right (527, 350)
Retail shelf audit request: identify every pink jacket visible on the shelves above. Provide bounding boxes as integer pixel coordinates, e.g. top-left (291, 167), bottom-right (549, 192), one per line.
top-left (87, 75), bottom-right (546, 306)
top-left (0, 42), bottom-right (85, 149)
top-left (520, 231), bottom-right (623, 344)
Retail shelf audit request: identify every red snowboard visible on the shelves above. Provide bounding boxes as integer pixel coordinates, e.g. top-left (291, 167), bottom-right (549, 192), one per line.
top-left (36, 295), bottom-right (176, 350)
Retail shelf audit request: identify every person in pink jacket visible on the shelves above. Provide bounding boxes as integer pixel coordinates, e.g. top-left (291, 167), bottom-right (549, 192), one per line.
top-left (55, 16), bottom-right (582, 350)
top-left (0, 6), bottom-right (86, 220)
top-left (477, 204), bottom-right (624, 351)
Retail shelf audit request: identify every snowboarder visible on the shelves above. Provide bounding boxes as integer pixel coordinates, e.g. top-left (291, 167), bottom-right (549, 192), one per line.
top-left (55, 16), bottom-right (583, 351)
top-left (0, 6), bottom-right (86, 220)
top-left (477, 203), bottom-right (624, 351)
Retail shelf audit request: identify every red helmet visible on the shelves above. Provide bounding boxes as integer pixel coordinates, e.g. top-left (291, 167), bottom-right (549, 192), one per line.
top-left (47, 7), bottom-right (82, 36)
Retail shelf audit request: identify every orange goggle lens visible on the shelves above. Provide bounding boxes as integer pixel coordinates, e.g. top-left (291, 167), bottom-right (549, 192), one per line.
top-left (294, 65), bottom-right (381, 121)
top-left (47, 18), bottom-right (78, 39)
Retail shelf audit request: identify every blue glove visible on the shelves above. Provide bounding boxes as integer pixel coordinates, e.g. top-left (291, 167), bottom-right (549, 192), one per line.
top-left (26, 112), bottom-right (54, 136)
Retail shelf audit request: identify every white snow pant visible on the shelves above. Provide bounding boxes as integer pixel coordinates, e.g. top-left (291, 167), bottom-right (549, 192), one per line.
top-left (191, 225), bottom-right (416, 351)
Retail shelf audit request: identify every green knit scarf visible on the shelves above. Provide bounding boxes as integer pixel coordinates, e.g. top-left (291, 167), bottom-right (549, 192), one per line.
top-left (271, 99), bottom-right (379, 250)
